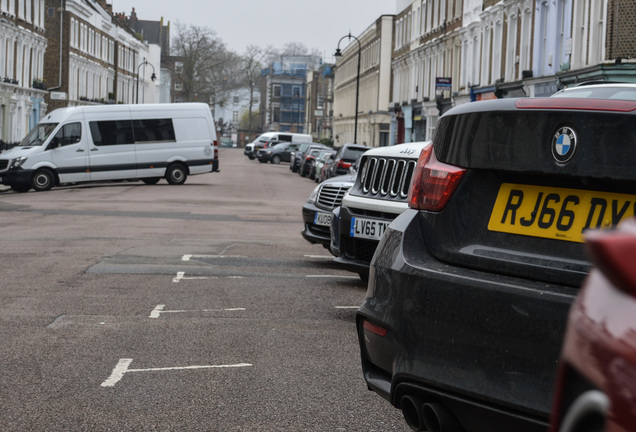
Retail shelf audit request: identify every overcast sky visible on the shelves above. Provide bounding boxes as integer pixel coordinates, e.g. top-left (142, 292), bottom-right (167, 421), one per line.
top-left (111, 0), bottom-right (396, 62)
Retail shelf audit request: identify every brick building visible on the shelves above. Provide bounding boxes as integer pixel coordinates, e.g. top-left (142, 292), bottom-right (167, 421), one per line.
top-left (43, 0), bottom-right (151, 112)
top-left (0, 0), bottom-right (48, 143)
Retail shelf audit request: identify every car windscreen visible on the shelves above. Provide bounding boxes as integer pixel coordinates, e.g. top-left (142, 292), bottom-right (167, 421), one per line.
top-left (20, 123), bottom-right (58, 146)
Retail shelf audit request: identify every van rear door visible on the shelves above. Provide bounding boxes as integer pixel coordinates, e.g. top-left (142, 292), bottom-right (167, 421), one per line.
top-left (84, 107), bottom-right (137, 180)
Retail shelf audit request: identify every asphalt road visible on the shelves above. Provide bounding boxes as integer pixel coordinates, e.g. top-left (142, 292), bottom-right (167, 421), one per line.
top-left (0, 148), bottom-right (409, 431)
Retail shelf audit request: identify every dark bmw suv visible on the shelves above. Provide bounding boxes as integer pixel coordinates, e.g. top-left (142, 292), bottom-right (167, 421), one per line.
top-left (357, 87), bottom-right (636, 432)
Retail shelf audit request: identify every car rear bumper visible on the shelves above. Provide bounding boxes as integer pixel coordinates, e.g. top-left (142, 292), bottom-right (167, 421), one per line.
top-left (357, 208), bottom-right (577, 432)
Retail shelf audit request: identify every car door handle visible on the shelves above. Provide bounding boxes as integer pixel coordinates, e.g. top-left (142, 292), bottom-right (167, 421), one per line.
top-left (76, 148), bottom-right (85, 152)
top-left (90, 148), bottom-right (99, 151)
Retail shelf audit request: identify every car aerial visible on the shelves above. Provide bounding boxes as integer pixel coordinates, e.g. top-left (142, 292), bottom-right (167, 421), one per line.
top-left (331, 142), bottom-right (429, 281)
top-left (301, 172), bottom-right (356, 249)
top-left (550, 218), bottom-right (636, 432)
top-left (356, 88), bottom-right (636, 432)
top-left (325, 143), bottom-right (371, 179)
top-left (256, 142), bottom-right (301, 164)
top-left (290, 143), bottom-right (330, 173)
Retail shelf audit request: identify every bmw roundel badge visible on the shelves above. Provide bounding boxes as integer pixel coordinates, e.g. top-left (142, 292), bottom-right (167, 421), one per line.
top-left (552, 126), bottom-right (577, 163)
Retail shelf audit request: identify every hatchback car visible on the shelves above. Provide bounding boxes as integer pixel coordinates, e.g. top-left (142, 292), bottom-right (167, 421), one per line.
top-left (550, 218), bottom-right (636, 432)
top-left (256, 142), bottom-right (300, 164)
top-left (357, 92), bottom-right (636, 432)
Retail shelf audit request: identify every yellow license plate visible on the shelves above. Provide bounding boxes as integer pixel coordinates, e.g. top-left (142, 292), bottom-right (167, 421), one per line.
top-left (488, 183), bottom-right (636, 243)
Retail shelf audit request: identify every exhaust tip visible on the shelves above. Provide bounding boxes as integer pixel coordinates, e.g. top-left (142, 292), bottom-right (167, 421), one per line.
top-left (401, 395), bottom-right (425, 431)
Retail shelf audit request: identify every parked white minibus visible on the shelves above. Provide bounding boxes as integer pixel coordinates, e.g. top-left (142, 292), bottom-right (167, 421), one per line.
top-left (0, 103), bottom-right (219, 192)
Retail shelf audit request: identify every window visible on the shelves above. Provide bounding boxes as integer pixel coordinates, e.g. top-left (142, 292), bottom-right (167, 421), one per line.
top-left (89, 120), bottom-right (134, 146)
top-left (175, 81), bottom-right (183, 91)
top-left (132, 119), bottom-right (176, 142)
top-left (233, 96), bottom-right (239, 104)
top-left (273, 85), bottom-right (281, 97)
top-left (51, 122), bottom-right (82, 147)
top-left (175, 61), bottom-right (183, 73)
top-left (232, 111), bottom-right (238, 123)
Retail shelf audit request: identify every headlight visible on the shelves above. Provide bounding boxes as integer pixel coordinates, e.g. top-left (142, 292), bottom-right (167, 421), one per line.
top-left (266, 151), bottom-right (272, 155)
top-left (10, 156), bottom-right (27, 169)
top-left (307, 185), bottom-right (320, 204)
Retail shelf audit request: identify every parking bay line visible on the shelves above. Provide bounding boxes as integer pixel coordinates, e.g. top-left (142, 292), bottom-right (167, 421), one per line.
top-left (149, 304), bottom-right (246, 318)
top-left (101, 358), bottom-right (253, 387)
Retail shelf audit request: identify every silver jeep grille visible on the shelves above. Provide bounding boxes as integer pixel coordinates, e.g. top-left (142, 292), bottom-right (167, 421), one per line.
top-left (360, 157), bottom-right (417, 199)
top-left (317, 184), bottom-right (351, 209)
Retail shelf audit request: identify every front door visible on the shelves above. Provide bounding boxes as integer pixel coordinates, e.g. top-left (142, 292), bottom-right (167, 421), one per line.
top-left (49, 122), bottom-right (90, 183)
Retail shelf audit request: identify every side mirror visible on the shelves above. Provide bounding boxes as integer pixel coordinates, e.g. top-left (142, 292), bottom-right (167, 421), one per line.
top-left (48, 137), bottom-right (60, 150)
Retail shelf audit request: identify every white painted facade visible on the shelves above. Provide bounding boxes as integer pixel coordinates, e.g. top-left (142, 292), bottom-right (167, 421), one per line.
top-left (0, 0), bottom-right (48, 143)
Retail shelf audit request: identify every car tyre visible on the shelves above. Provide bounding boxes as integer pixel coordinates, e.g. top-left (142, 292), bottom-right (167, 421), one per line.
top-left (142, 177), bottom-right (161, 185)
top-left (165, 163), bottom-right (188, 185)
top-left (31, 168), bottom-right (55, 191)
top-left (271, 155), bottom-right (281, 164)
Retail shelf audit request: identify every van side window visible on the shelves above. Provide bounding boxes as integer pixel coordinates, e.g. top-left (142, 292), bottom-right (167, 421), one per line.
top-left (51, 122), bottom-right (82, 147)
top-left (133, 119), bottom-right (176, 143)
top-left (279, 135), bottom-right (292, 142)
top-left (89, 120), bottom-right (134, 146)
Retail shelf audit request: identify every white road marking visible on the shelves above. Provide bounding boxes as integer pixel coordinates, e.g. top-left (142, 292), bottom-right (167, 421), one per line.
top-left (149, 304), bottom-right (165, 318)
top-left (101, 359), bottom-right (252, 387)
top-left (306, 275), bottom-right (360, 279)
top-left (182, 254), bottom-right (245, 261)
top-left (101, 358), bottom-right (133, 387)
top-left (335, 306), bottom-right (360, 309)
top-left (303, 254), bottom-right (334, 259)
top-left (172, 271), bottom-right (214, 283)
top-left (149, 305), bottom-right (246, 319)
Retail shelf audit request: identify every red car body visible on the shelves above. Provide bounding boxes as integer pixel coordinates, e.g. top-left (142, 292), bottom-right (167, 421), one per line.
top-left (551, 219), bottom-right (636, 432)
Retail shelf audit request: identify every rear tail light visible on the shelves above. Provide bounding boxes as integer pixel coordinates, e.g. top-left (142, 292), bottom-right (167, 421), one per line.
top-left (585, 229), bottom-right (636, 297)
top-left (408, 146), bottom-right (465, 211)
top-left (363, 319), bottom-right (387, 337)
top-left (337, 160), bottom-right (351, 169)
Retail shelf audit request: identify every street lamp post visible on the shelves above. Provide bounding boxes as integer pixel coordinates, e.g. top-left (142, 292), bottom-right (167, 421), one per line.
top-left (136, 59), bottom-right (157, 104)
top-left (334, 32), bottom-right (361, 144)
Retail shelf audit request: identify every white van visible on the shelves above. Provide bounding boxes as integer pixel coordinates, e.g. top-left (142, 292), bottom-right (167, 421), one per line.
top-left (0, 103), bottom-right (219, 192)
top-left (243, 131), bottom-right (312, 159)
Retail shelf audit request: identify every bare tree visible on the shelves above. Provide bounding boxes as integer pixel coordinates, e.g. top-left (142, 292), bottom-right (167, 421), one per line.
top-left (171, 23), bottom-right (240, 104)
top-left (241, 45), bottom-right (269, 133)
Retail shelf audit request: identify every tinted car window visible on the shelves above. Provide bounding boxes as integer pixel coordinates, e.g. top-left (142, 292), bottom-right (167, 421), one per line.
top-left (342, 147), bottom-right (369, 160)
top-left (90, 120), bottom-right (134, 146)
top-left (132, 119), bottom-right (176, 142)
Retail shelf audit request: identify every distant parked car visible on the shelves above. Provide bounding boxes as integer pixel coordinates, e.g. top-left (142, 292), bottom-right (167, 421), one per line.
top-left (290, 143), bottom-right (330, 173)
top-left (326, 143), bottom-right (370, 178)
top-left (550, 218), bottom-right (636, 432)
top-left (301, 173), bottom-right (356, 249)
top-left (256, 142), bottom-right (301, 164)
top-left (299, 147), bottom-right (330, 178)
top-left (309, 149), bottom-right (335, 180)
top-left (244, 132), bottom-right (311, 160)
